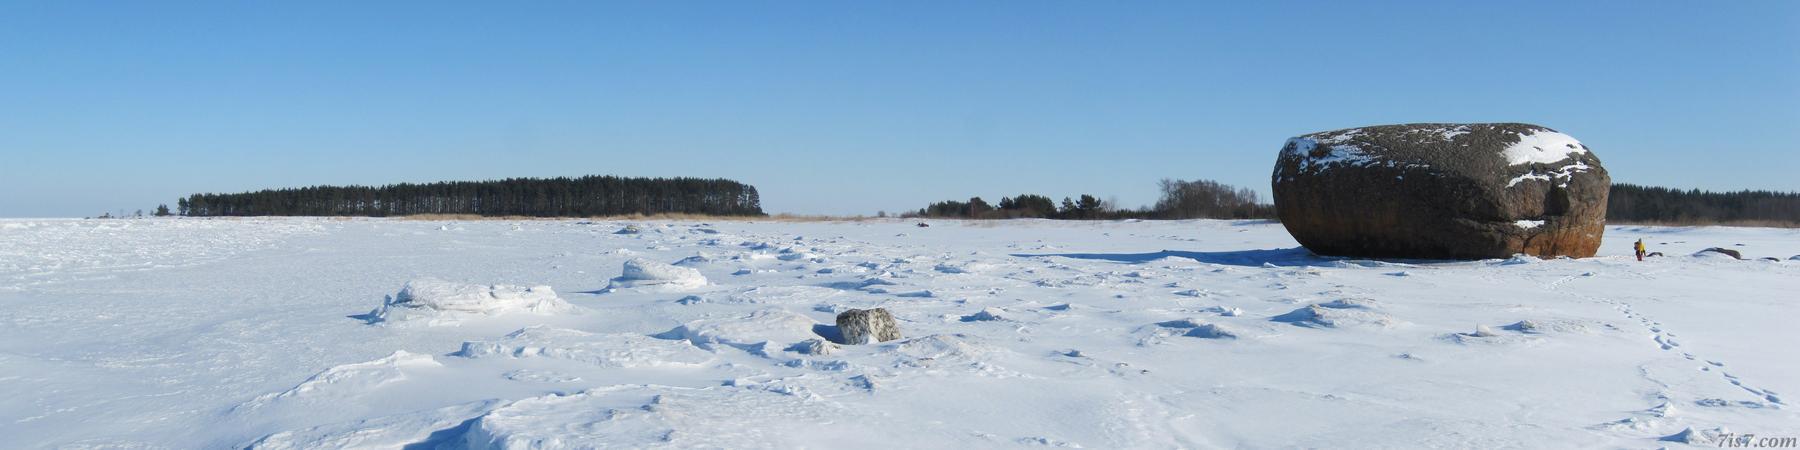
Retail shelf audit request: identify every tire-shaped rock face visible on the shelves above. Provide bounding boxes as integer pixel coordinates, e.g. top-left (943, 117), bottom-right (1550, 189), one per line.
top-left (1271, 123), bottom-right (1610, 259)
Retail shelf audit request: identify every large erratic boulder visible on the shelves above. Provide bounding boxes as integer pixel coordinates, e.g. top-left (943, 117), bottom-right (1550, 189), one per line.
top-left (1272, 123), bottom-right (1610, 259)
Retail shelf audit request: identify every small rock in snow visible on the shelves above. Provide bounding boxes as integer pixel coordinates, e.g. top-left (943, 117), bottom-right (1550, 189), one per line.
top-left (836, 308), bottom-right (902, 345)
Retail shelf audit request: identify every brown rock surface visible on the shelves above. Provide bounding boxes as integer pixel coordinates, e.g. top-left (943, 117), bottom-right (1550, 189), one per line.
top-left (1272, 123), bottom-right (1610, 259)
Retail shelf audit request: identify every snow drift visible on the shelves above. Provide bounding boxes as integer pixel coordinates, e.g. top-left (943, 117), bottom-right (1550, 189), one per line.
top-left (607, 258), bottom-right (707, 291)
top-left (369, 278), bottom-right (575, 325)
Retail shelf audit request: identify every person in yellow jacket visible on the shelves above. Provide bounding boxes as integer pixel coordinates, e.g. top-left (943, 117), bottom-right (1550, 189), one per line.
top-left (1634, 239), bottom-right (1646, 261)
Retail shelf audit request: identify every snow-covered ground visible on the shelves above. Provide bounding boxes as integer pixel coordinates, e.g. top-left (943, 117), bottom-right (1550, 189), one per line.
top-left (1, 217), bottom-right (1795, 448)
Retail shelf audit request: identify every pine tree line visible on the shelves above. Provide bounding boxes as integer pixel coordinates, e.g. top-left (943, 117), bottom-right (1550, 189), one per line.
top-left (908, 178), bottom-right (1275, 220)
top-left (177, 176), bottom-right (763, 217)
top-left (1608, 183), bottom-right (1800, 225)
top-left (913, 194), bottom-right (1106, 220)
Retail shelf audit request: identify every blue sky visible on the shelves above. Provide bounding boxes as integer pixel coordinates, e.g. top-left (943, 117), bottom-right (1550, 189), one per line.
top-left (2, 1), bottom-right (1796, 217)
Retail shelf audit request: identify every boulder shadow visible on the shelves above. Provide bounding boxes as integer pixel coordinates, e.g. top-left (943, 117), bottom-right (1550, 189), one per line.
top-left (811, 324), bottom-right (844, 344)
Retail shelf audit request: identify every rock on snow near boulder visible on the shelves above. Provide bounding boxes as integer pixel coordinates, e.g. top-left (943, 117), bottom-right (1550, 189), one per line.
top-left (1273, 123), bottom-right (1610, 259)
top-left (607, 257), bottom-right (708, 291)
top-left (369, 279), bottom-right (574, 325)
top-left (837, 308), bottom-right (903, 345)
top-left (1696, 247), bottom-right (1744, 259)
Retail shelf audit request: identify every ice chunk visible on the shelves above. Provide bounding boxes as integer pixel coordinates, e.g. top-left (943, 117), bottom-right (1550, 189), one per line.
top-left (369, 279), bottom-right (573, 325)
top-left (608, 258), bottom-right (707, 291)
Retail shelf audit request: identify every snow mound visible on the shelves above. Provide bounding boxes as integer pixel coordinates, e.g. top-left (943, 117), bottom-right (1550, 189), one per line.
top-left (960, 307), bottom-right (1007, 322)
top-left (1501, 319), bottom-right (1593, 334)
top-left (504, 369), bottom-right (583, 383)
top-left (239, 351), bottom-right (441, 411)
top-left (1182, 323), bottom-right (1239, 339)
top-left (1271, 299), bottom-right (1393, 328)
top-left (726, 286), bottom-right (840, 305)
top-left (1201, 305), bottom-right (1244, 317)
top-left (934, 261), bottom-right (993, 274)
top-left (876, 334), bottom-right (1016, 377)
top-left (460, 385), bottom-right (867, 450)
top-left (369, 279), bottom-right (574, 325)
top-left (661, 309), bottom-right (821, 354)
top-left (776, 248), bottom-right (821, 262)
top-left (608, 258), bottom-right (707, 291)
top-left (1140, 319), bottom-right (1242, 344)
top-left (457, 326), bottom-right (715, 369)
top-left (1444, 324), bottom-right (1536, 345)
top-left (673, 253), bottom-right (718, 266)
top-left (1589, 416), bottom-right (1664, 432)
top-left (1662, 426), bottom-right (1731, 445)
top-left (246, 400), bottom-right (502, 449)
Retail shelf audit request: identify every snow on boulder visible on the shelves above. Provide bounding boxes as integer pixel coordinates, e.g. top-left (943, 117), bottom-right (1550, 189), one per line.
top-left (837, 308), bottom-right (903, 345)
top-left (457, 326), bottom-right (715, 369)
top-left (607, 258), bottom-right (707, 291)
top-left (1273, 123), bottom-right (1610, 259)
top-left (369, 279), bottom-right (574, 325)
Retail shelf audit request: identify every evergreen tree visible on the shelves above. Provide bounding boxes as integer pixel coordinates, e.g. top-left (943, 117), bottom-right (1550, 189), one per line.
top-left (1608, 183), bottom-right (1800, 225)
top-left (178, 176), bottom-right (765, 218)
